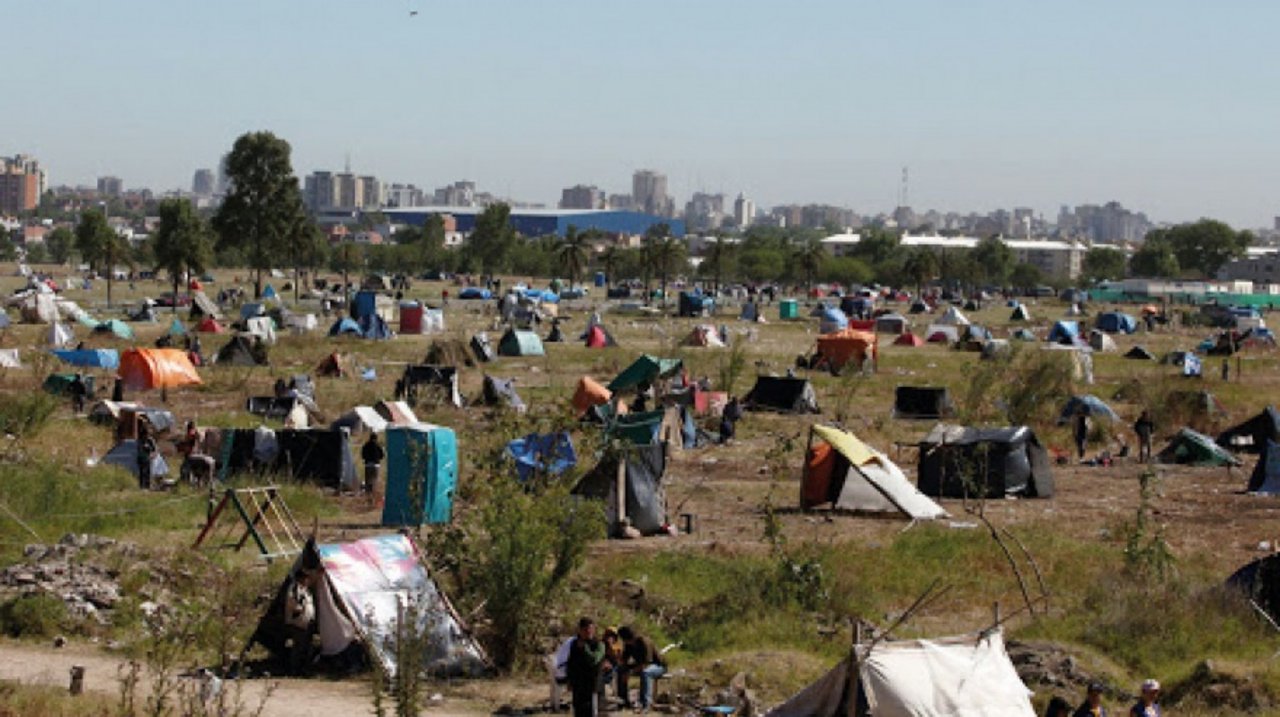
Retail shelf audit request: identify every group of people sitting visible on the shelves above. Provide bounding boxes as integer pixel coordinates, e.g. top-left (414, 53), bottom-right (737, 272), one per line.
top-left (554, 617), bottom-right (669, 716)
top-left (1045, 678), bottom-right (1162, 717)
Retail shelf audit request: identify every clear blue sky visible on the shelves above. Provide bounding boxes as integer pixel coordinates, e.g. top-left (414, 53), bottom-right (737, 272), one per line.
top-left (6, 0), bottom-right (1279, 227)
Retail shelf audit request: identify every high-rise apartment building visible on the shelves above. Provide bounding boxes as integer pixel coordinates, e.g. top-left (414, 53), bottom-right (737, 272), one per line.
top-left (684, 192), bottom-right (725, 232)
top-left (384, 183), bottom-right (425, 208)
top-left (632, 170), bottom-right (672, 217)
top-left (303, 170), bottom-right (382, 212)
top-left (192, 169), bottom-right (215, 196)
top-left (433, 181), bottom-right (477, 206)
top-left (97, 176), bottom-right (123, 197)
top-left (734, 193), bottom-right (755, 228)
top-left (0, 155), bottom-right (44, 213)
top-left (559, 184), bottom-right (605, 210)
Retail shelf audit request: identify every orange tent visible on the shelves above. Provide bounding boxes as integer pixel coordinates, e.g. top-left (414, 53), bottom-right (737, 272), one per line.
top-left (815, 329), bottom-right (879, 372)
top-left (119, 349), bottom-right (202, 391)
top-left (572, 376), bottom-right (617, 415)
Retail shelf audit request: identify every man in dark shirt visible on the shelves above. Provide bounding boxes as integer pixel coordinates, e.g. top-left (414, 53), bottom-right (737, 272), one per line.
top-left (618, 626), bottom-right (666, 711)
top-left (566, 617), bottom-right (604, 717)
top-left (361, 433), bottom-right (385, 495)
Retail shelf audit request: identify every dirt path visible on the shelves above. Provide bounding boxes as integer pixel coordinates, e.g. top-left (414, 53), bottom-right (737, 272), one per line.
top-left (0, 642), bottom-right (495, 716)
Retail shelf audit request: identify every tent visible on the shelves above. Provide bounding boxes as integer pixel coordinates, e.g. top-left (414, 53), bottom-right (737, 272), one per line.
top-left (980, 339), bottom-right (1011, 359)
top-left (1125, 345), bottom-right (1156, 360)
top-left (1057, 395), bottom-right (1119, 425)
top-left (119, 349), bottom-right (202, 391)
top-left (400, 365), bottom-right (463, 409)
top-left (819, 306), bottom-right (849, 334)
top-left (374, 400), bottom-right (420, 428)
top-left (214, 336), bottom-right (268, 366)
top-left (189, 291), bottom-right (222, 320)
top-left (1157, 428), bottom-right (1241, 467)
top-left (873, 313), bottom-right (908, 335)
top-left (470, 334), bottom-right (495, 363)
top-left (330, 406), bottom-right (388, 434)
top-left (1097, 311), bottom-right (1138, 334)
top-left (383, 425), bottom-right (458, 526)
top-left (1246, 439), bottom-right (1280, 494)
top-left (545, 321), bottom-right (564, 343)
top-left (52, 348), bottom-right (119, 370)
top-left (925, 324), bottom-right (958, 344)
top-left (480, 375), bottom-right (526, 413)
top-left (1217, 406), bottom-right (1280, 454)
top-left (167, 318), bottom-right (186, 337)
top-left (274, 428), bottom-right (358, 489)
top-left (584, 324), bottom-right (618, 348)
top-left (329, 317), bottom-right (362, 336)
top-left (918, 424), bottom-right (1054, 499)
top-left (744, 375), bottom-right (819, 413)
top-left (1010, 328), bottom-right (1038, 341)
top-left (1088, 330), bottom-right (1118, 352)
top-left (1047, 321), bottom-right (1080, 345)
top-left (814, 329), bottom-right (878, 374)
top-left (248, 534), bottom-right (488, 679)
top-left (936, 306), bottom-right (970, 326)
top-left (48, 322), bottom-right (74, 348)
top-left (506, 432), bottom-right (576, 482)
top-left (102, 439), bottom-right (169, 479)
top-left (458, 287), bottom-right (491, 300)
top-left (893, 333), bottom-right (924, 347)
top-left (740, 301), bottom-right (760, 322)
top-left (572, 376), bottom-right (614, 417)
top-left (766, 629), bottom-right (1034, 717)
top-left (261, 284), bottom-right (278, 301)
top-left (893, 387), bottom-right (954, 420)
top-left (572, 443), bottom-right (668, 536)
top-left (284, 312), bottom-right (318, 334)
top-left (244, 316), bottom-right (277, 345)
top-left (497, 328), bottom-right (544, 357)
top-left (358, 314), bottom-right (392, 340)
top-left (682, 324), bottom-right (725, 348)
top-left (425, 339), bottom-right (476, 368)
top-left (43, 373), bottom-right (95, 397)
top-left (908, 300), bottom-right (929, 315)
top-left (801, 425), bottom-right (947, 519)
top-left (1009, 304), bottom-right (1031, 322)
top-left (94, 319), bottom-right (134, 340)
top-left (608, 355), bottom-right (683, 393)
top-left (1228, 554), bottom-right (1280, 625)
top-left (678, 291), bottom-right (714, 317)
top-left (88, 401), bottom-right (174, 434)
top-left (196, 317), bottom-right (226, 333)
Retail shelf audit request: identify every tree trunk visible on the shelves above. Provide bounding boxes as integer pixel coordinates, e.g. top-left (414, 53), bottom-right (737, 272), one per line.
top-left (255, 266), bottom-right (263, 299)
top-left (173, 274), bottom-right (179, 315)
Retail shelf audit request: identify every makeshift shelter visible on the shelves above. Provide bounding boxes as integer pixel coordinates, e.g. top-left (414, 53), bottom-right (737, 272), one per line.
top-left (43, 373), bottom-right (95, 397)
top-left (765, 629), bottom-right (1034, 717)
top-left (52, 348), bottom-right (119, 370)
top-left (88, 401), bottom-right (174, 434)
top-left (1047, 321), bottom-right (1080, 345)
top-left (102, 440), bottom-right (169, 479)
top-left (274, 429), bottom-right (358, 489)
top-left (584, 324), bottom-right (618, 348)
top-left (572, 376), bottom-right (613, 416)
top-left (470, 334), bottom-right (495, 363)
top-left (1097, 311), bottom-right (1138, 334)
top-left (330, 406), bottom-right (388, 434)
top-left (1157, 428), bottom-right (1241, 467)
top-left (196, 317), bottom-right (226, 333)
top-left (908, 300), bottom-right (929, 314)
top-left (1228, 554), bottom-right (1280, 625)
top-left (980, 339), bottom-right (1011, 359)
top-left (119, 349), bottom-right (202, 391)
top-left (480, 375), bottom-right (526, 413)
top-left (189, 291), bottom-right (222, 320)
top-left (48, 322), bottom-right (74, 348)
top-left (399, 365), bottom-right (463, 408)
top-left (506, 432), bottom-right (576, 482)
top-left (682, 324), bottom-right (725, 348)
top-left (936, 306), bottom-right (970, 326)
top-left (1246, 439), bottom-right (1280, 493)
top-left (374, 400), bottom-right (420, 428)
top-left (1125, 345), bottom-right (1156, 360)
top-left (740, 301), bottom-right (760, 322)
top-left (214, 336), bottom-right (268, 366)
top-left (458, 287), bottom-right (491, 300)
top-left (603, 407), bottom-right (685, 448)
top-left (93, 319), bottom-right (134, 340)
top-left (244, 316), bottom-right (277, 345)
top-left (358, 314), bottom-right (392, 340)
top-left (248, 534), bottom-right (488, 679)
top-left (893, 387), bottom-right (954, 420)
top-left (1010, 328), bottom-right (1038, 341)
top-left (425, 339), bottom-right (475, 368)
top-left (383, 425), bottom-right (458, 526)
top-left (572, 443), bottom-right (668, 537)
top-left (678, 291), bottom-right (714, 317)
top-left (315, 352), bottom-right (348, 377)
top-left (893, 333), bottom-right (924, 347)
top-left (819, 306), bottom-right (850, 334)
top-left (329, 317), bottom-right (362, 336)
top-left (1088, 330), bottom-right (1118, 352)
top-left (1009, 304), bottom-right (1031, 322)
top-left (801, 425), bottom-right (947, 519)
top-left (607, 355), bottom-right (683, 393)
top-left (744, 375), bottom-right (819, 413)
top-left (917, 424), bottom-right (1054, 499)
top-left (246, 397), bottom-right (309, 427)
top-left (925, 324), bottom-right (959, 344)
top-left (1218, 407), bottom-right (1280, 454)
top-left (874, 313), bottom-right (908, 335)
top-left (497, 328), bottom-right (544, 357)
top-left (1058, 395), bottom-right (1119, 425)
top-left (545, 321), bottom-right (564, 343)
top-left (814, 329), bottom-right (878, 374)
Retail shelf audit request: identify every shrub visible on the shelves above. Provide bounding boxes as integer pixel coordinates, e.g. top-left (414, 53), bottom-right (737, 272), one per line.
top-left (0, 593), bottom-right (68, 638)
top-left (0, 392), bottom-right (58, 441)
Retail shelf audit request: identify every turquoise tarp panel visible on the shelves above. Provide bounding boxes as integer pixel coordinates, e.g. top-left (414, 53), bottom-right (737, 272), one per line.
top-left (607, 355), bottom-right (683, 392)
top-left (497, 329), bottom-right (545, 357)
top-left (383, 426), bottom-right (458, 526)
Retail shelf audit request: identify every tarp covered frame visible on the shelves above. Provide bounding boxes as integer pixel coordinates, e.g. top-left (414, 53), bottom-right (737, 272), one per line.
top-left (802, 425), bottom-right (947, 520)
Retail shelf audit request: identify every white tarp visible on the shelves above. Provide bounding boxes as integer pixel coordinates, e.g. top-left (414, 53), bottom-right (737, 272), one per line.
top-left (245, 316), bottom-right (278, 345)
top-left (0, 349), bottom-right (20, 368)
top-left (48, 322), bottom-right (74, 348)
top-left (936, 306), bottom-right (970, 326)
top-left (860, 631), bottom-right (1034, 717)
top-left (809, 425), bottom-right (947, 520)
top-left (423, 309), bottom-right (445, 334)
top-left (286, 313), bottom-right (318, 333)
top-left (332, 406), bottom-right (388, 434)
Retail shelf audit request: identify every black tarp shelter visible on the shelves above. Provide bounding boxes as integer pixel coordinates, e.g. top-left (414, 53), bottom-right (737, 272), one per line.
top-left (917, 424), bottom-right (1054, 499)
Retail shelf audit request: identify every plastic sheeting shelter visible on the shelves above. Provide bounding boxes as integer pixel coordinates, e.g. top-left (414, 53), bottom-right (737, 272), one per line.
top-left (48, 322), bottom-right (74, 348)
top-left (1097, 311), bottom-right (1138, 334)
top-left (1009, 304), bottom-right (1031, 321)
top-left (506, 432), bottom-right (576, 482)
top-left (814, 329), bottom-right (878, 373)
top-left (744, 376), bottom-right (819, 414)
top-left (1047, 321), bottom-right (1080, 344)
top-left (572, 443), bottom-right (668, 536)
top-left (918, 424), bottom-right (1054, 499)
top-left (1058, 395), bottom-right (1119, 425)
top-left (102, 440), bottom-right (169, 479)
top-left (802, 425), bottom-right (947, 519)
top-left (936, 306), bottom-right (970, 326)
top-left (1125, 345), bottom-right (1156, 360)
top-left (52, 348), bottom-right (119, 370)
top-left (893, 387), bottom-right (954, 420)
top-left (1246, 439), bottom-right (1280, 493)
top-left (275, 429), bottom-right (359, 489)
top-left (584, 325), bottom-right (618, 348)
top-left (608, 355), bottom-right (683, 393)
top-left (1157, 428), bottom-right (1241, 467)
top-left (249, 535), bottom-right (488, 679)
top-left (470, 334), bottom-right (495, 363)
top-left (572, 376), bottom-right (613, 416)
top-left (819, 306), bottom-right (849, 334)
top-left (119, 349), bottom-right (202, 391)
top-left (400, 365), bottom-right (463, 409)
top-left (383, 425), bottom-right (458, 526)
top-left (1218, 406), bottom-right (1280, 454)
top-left (43, 373), bottom-right (95, 397)
top-left (94, 319), bottom-right (134, 340)
top-left (497, 329), bottom-right (544, 357)
top-left (480, 375), bottom-right (526, 413)
top-left (330, 406), bottom-right (388, 434)
top-left (874, 313), bottom-right (908, 335)
top-left (765, 629), bottom-right (1034, 717)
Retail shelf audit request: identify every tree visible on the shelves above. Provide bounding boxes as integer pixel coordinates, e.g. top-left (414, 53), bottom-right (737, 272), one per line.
top-left (281, 216), bottom-right (326, 302)
top-left (1082, 247), bottom-right (1127, 284)
top-left (75, 209), bottom-right (132, 306)
top-left (24, 242), bottom-right (47, 264)
top-left (466, 204), bottom-right (516, 277)
top-left (46, 227), bottom-right (74, 265)
top-left (901, 248), bottom-right (938, 295)
top-left (330, 242), bottom-right (363, 294)
top-left (645, 235), bottom-right (685, 304)
top-left (152, 198), bottom-right (213, 314)
top-left (793, 237), bottom-right (826, 294)
top-left (640, 223), bottom-right (672, 300)
top-left (1009, 262), bottom-right (1044, 290)
top-left (419, 214), bottom-right (447, 270)
top-left (702, 238), bottom-right (737, 292)
top-left (850, 227), bottom-right (901, 265)
top-left (555, 225), bottom-right (590, 287)
top-left (212, 131), bottom-right (307, 297)
top-left (971, 236), bottom-right (1015, 287)
top-left (1129, 241), bottom-right (1180, 278)
top-left (598, 245), bottom-right (622, 289)
top-left (1144, 219), bottom-right (1250, 277)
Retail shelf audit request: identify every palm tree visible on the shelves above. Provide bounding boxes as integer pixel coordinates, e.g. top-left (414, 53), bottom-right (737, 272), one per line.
top-left (650, 237), bottom-right (686, 305)
top-left (703, 237), bottom-right (736, 293)
top-left (599, 245), bottom-right (621, 290)
top-left (793, 237), bottom-right (826, 295)
top-left (556, 225), bottom-right (591, 287)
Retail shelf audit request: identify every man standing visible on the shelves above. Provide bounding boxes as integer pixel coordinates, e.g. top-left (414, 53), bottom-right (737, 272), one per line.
top-left (1129, 679), bottom-right (1160, 717)
top-left (1133, 411), bottom-right (1155, 463)
top-left (1074, 407), bottom-right (1090, 460)
top-left (617, 626), bottom-right (667, 712)
top-left (566, 617), bottom-right (605, 717)
top-left (1073, 682), bottom-right (1109, 717)
top-left (361, 433), bottom-right (385, 496)
top-left (136, 422), bottom-right (157, 490)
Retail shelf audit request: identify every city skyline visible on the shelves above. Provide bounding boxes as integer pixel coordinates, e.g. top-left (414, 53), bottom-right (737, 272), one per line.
top-left (6, 1), bottom-right (1280, 228)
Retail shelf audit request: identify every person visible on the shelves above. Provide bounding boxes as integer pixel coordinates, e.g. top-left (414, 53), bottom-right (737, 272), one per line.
top-left (617, 626), bottom-right (666, 712)
top-left (1046, 696), bottom-right (1072, 717)
top-left (720, 396), bottom-right (742, 444)
top-left (1129, 679), bottom-right (1160, 717)
top-left (273, 378), bottom-right (289, 399)
top-left (283, 560), bottom-right (319, 676)
top-left (361, 433), bottom-right (384, 495)
top-left (136, 422), bottom-right (157, 490)
top-left (1134, 410), bottom-right (1155, 463)
top-left (601, 627), bottom-right (625, 707)
top-left (112, 378), bottom-right (124, 403)
top-left (1074, 407), bottom-right (1090, 460)
top-left (442, 289), bottom-right (449, 306)
top-left (1074, 682), bottom-right (1109, 717)
top-left (1222, 358), bottom-right (1230, 382)
top-left (68, 373), bottom-right (88, 414)
top-left (566, 617), bottom-right (605, 717)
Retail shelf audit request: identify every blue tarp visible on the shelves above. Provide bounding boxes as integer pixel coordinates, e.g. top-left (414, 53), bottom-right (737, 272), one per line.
top-left (240, 303), bottom-right (265, 320)
top-left (459, 287), bottom-right (491, 300)
top-left (329, 317), bottom-right (362, 336)
top-left (52, 349), bottom-right (119, 369)
top-left (524, 289), bottom-right (559, 304)
top-left (1047, 321), bottom-right (1080, 344)
top-left (1058, 395), bottom-right (1120, 424)
top-left (819, 306), bottom-right (849, 334)
top-left (352, 291), bottom-right (378, 320)
top-left (1097, 312), bottom-right (1138, 334)
top-left (506, 432), bottom-right (577, 483)
top-left (359, 314), bottom-right (391, 340)
top-left (261, 284), bottom-right (278, 300)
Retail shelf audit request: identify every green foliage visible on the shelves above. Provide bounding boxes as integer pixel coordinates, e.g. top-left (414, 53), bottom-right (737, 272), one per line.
top-left (152, 198), bottom-right (213, 306)
top-left (0, 593), bottom-right (68, 638)
top-left (818, 255), bottom-right (873, 286)
top-left (1009, 262), bottom-right (1043, 289)
top-left (0, 392), bottom-right (58, 440)
top-left (74, 208), bottom-right (116, 272)
top-left (959, 345), bottom-right (1075, 426)
top-left (792, 237), bottom-right (826, 290)
top-left (901, 247), bottom-right (938, 292)
top-left (699, 238), bottom-right (737, 290)
top-left (464, 203), bottom-right (517, 275)
top-left (1129, 240), bottom-right (1180, 278)
top-left (1082, 246), bottom-right (1126, 283)
top-left (45, 226), bottom-right (74, 264)
top-left (1122, 470), bottom-right (1176, 581)
top-left (24, 242), bottom-right (47, 264)
top-left (1141, 219), bottom-right (1251, 278)
top-left (716, 335), bottom-right (748, 397)
top-left (971, 236), bottom-right (1016, 286)
top-left (849, 227), bottom-right (901, 266)
top-left (556, 226), bottom-right (591, 286)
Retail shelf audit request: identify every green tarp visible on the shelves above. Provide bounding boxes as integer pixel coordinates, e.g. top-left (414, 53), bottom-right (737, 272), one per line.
top-left (608, 410), bottom-right (665, 446)
top-left (1158, 428), bottom-right (1241, 467)
top-left (607, 355), bottom-right (683, 393)
top-left (497, 329), bottom-right (545, 357)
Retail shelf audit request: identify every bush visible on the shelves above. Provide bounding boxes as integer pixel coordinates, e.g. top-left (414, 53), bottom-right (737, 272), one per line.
top-left (0, 593), bottom-right (68, 638)
top-left (0, 392), bottom-right (58, 440)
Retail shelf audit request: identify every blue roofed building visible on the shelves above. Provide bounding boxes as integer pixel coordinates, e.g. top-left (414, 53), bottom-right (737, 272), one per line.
top-left (379, 207), bottom-right (684, 238)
